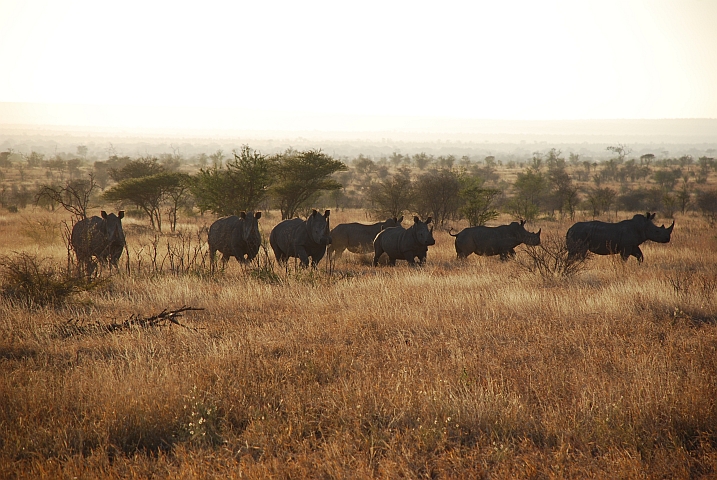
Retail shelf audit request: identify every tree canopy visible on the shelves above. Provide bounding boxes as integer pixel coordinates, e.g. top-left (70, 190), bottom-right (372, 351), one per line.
top-left (270, 149), bottom-right (347, 219)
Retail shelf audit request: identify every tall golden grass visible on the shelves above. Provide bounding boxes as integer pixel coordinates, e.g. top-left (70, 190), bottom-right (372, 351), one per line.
top-left (0, 208), bottom-right (715, 478)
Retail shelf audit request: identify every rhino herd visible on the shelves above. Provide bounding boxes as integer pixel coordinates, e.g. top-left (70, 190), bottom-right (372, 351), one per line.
top-left (70, 210), bottom-right (675, 274)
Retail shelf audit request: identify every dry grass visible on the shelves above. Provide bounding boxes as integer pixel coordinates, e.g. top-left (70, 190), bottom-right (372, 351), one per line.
top-left (0, 208), bottom-right (716, 478)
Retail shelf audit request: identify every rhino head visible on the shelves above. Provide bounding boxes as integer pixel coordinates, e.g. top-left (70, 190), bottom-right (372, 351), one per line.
top-left (101, 210), bottom-right (125, 247)
top-left (517, 219), bottom-right (541, 246)
top-left (307, 209), bottom-right (332, 245)
top-left (240, 211), bottom-right (262, 252)
top-left (383, 215), bottom-right (404, 229)
top-left (641, 212), bottom-right (674, 243)
top-left (413, 216), bottom-right (436, 246)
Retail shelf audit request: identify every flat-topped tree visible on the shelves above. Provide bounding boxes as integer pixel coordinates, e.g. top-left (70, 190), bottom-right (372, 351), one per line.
top-left (270, 149), bottom-right (347, 220)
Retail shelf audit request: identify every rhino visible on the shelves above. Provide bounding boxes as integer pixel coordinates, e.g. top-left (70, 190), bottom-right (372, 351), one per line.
top-left (71, 210), bottom-right (126, 275)
top-left (449, 220), bottom-right (541, 260)
top-left (269, 209), bottom-right (332, 267)
top-left (208, 211), bottom-right (262, 269)
top-left (328, 216), bottom-right (403, 258)
top-left (566, 212), bottom-right (674, 262)
top-left (373, 216), bottom-right (435, 266)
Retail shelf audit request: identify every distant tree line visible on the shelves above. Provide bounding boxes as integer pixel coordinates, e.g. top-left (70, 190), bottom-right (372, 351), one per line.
top-left (3, 143), bottom-right (717, 229)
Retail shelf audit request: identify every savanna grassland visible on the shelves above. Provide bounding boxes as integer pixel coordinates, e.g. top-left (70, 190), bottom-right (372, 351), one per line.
top-left (1, 204), bottom-right (716, 479)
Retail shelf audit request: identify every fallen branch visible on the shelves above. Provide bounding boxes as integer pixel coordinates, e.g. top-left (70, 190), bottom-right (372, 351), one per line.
top-left (56, 305), bottom-right (204, 338)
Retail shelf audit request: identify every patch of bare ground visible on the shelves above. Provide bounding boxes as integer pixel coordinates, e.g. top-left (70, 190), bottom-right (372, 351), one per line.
top-left (0, 209), bottom-right (716, 478)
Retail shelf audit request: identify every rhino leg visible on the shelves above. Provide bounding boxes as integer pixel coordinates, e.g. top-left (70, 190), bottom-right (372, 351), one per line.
top-left (295, 246), bottom-right (311, 267)
top-left (403, 252), bottom-right (416, 266)
top-left (629, 246), bottom-right (643, 263)
top-left (499, 249), bottom-right (516, 261)
top-left (271, 244), bottom-right (288, 265)
top-left (373, 243), bottom-right (385, 266)
top-left (328, 245), bottom-right (345, 259)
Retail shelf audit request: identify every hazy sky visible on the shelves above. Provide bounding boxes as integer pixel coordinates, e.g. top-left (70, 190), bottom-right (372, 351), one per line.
top-left (1, 0), bottom-right (716, 125)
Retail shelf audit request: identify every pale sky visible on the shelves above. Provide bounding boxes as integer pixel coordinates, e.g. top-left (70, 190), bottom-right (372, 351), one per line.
top-left (1, 0), bottom-right (716, 128)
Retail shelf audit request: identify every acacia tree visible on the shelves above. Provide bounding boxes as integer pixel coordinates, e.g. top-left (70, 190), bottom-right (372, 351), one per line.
top-left (547, 156), bottom-right (579, 220)
top-left (458, 176), bottom-right (500, 226)
top-left (367, 167), bottom-right (414, 219)
top-left (697, 190), bottom-right (717, 226)
top-left (413, 168), bottom-right (461, 226)
top-left (109, 156), bottom-right (164, 183)
top-left (270, 149), bottom-right (347, 219)
top-left (505, 168), bottom-right (547, 221)
top-left (191, 145), bottom-right (272, 216)
top-left (104, 172), bottom-right (190, 232)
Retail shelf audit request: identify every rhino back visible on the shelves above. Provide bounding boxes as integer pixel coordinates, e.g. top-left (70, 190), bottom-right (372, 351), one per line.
top-left (570, 221), bottom-right (638, 252)
top-left (332, 222), bottom-right (382, 251)
top-left (209, 216), bottom-right (242, 255)
top-left (71, 216), bottom-right (106, 258)
top-left (376, 226), bottom-right (410, 256)
top-left (270, 218), bottom-right (305, 255)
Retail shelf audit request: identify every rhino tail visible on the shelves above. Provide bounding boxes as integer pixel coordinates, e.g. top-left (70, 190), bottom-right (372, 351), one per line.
top-left (448, 228), bottom-right (459, 237)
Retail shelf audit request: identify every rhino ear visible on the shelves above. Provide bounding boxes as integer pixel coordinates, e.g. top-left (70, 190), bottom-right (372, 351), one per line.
top-left (649, 213), bottom-right (656, 220)
top-left (240, 211), bottom-right (247, 219)
top-left (101, 211), bottom-right (108, 219)
top-left (312, 209), bottom-right (318, 216)
top-left (324, 209), bottom-right (330, 218)
top-left (645, 211), bottom-right (651, 219)
top-left (397, 215), bottom-right (404, 223)
top-left (255, 211), bottom-right (262, 219)
top-left (520, 219), bottom-right (526, 226)
top-left (426, 217), bottom-right (433, 225)
top-left (118, 210), bottom-right (125, 219)
top-left (414, 216), bottom-right (420, 223)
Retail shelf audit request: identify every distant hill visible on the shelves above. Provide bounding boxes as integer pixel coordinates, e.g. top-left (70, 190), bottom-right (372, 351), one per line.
top-left (1, 102), bottom-right (716, 145)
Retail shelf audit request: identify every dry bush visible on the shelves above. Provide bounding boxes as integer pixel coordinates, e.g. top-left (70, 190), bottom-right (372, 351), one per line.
top-left (0, 252), bottom-right (95, 307)
top-left (517, 232), bottom-right (589, 279)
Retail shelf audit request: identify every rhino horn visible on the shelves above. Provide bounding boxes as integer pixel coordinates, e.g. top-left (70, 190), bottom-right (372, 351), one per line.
top-left (397, 215), bottom-right (404, 223)
top-left (667, 221), bottom-right (675, 233)
top-left (537, 228), bottom-right (541, 236)
top-left (426, 217), bottom-right (433, 225)
top-left (414, 216), bottom-right (420, 223)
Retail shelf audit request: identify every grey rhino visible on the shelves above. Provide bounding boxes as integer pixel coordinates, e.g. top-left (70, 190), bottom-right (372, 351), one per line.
top-left (208, 211), bottom-right (262, 269)
top-left (71, 210), bottom-right (126, 275)
top-left (373, 216), bottom-right (435, 266)
top-left (328, 216), bottom-right (403, 258)
top-left (449, 220), bottom-right (541, 261)
top-left (270, 209), bottom-right (332, 267)
top-left (566, 212), bottom-right (674, 262)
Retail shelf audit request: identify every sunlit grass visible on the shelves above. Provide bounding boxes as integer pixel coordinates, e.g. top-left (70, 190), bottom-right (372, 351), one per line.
top-left (0, 208), bottom-right (716, 477)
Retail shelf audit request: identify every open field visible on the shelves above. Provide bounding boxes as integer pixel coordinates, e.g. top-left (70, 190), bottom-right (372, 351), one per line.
top-left (1, 207), bottom-right (716, 478)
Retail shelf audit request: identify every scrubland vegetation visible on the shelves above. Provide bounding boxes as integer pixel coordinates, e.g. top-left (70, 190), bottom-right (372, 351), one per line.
top-left (1, 207), bottom-right (716, 478)
top-left (0, 140), bottom-right (716, 477)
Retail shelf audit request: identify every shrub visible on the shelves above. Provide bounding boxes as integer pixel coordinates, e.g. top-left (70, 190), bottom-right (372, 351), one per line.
top-left (0, 253), bottom-right (94, 307)
top-left (517, 233), bottom-right (589, 279)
